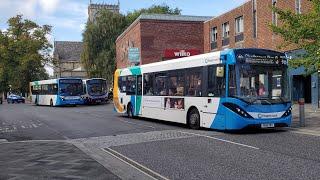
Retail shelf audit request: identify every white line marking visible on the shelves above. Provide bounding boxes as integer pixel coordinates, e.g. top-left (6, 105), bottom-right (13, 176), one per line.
top-left (178, 131), bottom-right (260, 150)
top-left (102, 148), bottom-right (169, 180)
top-left (32, 124), bottom-right (38, 128)
top-left (21, 125), bottom-right (25, 129)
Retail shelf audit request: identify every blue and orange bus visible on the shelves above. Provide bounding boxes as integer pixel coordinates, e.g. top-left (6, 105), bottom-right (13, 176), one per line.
top-left (113, 48), bottom-right (291, 130)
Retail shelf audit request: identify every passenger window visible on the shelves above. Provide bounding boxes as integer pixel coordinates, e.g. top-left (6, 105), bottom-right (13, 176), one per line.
top-left (126, 76), bottom-right (136, 95)
top-left (118, 76), bottom-right (127, 93)
top-left (168, 70), bottom-right (185, 96)
top-left (143, 73), bottom-right (154, 96)
top-left (155, 72), bottom-right (168, 96)
top-left (186, 68), bottom-right (202, 97)
top-left (208, 65), bottom-right (226, 97)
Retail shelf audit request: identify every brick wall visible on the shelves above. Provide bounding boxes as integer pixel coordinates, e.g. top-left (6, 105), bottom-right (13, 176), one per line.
top-left (116, 22), bottom-right (141, 69)
top-left (204, 0), bottom-right (313, 53)
top-left (140, 20), bottom-right (204, 65)
top-left (116, 19), bottom-right (205, 68)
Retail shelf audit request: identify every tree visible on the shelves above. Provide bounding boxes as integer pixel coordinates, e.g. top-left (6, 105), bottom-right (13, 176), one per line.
top-left (0, 15), bottom-right (51, 95)
top-left (270, 0), bottom-right (320, 73)
top-left (81, 10), bottom-right (127, 83)
top-left (126, 4), bottom-right (181, 24)
top-left (81, 4), bottom-right (181, 83)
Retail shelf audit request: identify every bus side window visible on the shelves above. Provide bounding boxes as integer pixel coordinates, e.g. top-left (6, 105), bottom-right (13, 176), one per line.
top-left (155, 72), bottom-right (168, 96)
top-left (208, 65), bottom-right (226, 97)
top-left (126, 76), bottom-right (136, 95)
top-left (186, 67), bottom-right (202, 97)
top-left (143, 73), bottom-right (154, 96)
top-left (119, 76), bottom-right (127, 93)
top-left (168, 70), bottom-right (185, 96)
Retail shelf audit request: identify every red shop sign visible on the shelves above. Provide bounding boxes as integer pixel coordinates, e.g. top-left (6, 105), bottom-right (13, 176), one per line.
top-left (164, 49), bottom-right (200, 58)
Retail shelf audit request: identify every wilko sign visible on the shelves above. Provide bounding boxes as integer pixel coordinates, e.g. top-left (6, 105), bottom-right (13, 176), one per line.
top-left (164, 49), bottom-right (200, 59)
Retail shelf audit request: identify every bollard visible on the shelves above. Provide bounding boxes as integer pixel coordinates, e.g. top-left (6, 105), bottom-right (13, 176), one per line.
top-left (298, 98), bottom-right (305, 127)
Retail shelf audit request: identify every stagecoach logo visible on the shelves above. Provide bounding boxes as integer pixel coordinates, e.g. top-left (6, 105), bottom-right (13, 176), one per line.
top-left (237, 54), bottom-right (244, 59)
top-left (257, 113), bottom-right (279, 119)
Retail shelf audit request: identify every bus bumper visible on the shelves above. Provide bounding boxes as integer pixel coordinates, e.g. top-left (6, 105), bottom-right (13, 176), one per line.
top-left (224, 114), bottom-right (292, 130)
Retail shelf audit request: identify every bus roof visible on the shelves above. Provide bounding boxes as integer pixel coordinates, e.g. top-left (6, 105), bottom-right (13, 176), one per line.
top-left (30, 78), bottom-right (83, 85)
top-left (116, 48), bottom-right (287, 76)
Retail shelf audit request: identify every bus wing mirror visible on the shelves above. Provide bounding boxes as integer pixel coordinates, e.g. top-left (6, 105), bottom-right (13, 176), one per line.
top-left (216, 67), bottom-right (224, 77)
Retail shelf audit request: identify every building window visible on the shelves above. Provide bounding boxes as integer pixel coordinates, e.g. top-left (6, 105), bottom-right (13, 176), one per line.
top-left (222, 22), bottom-right (230, 38)
top-left (211, 27), bottom-right (218, 42)
top-left (235, 16), bottom-right (244, 34)
top-left (295, 0), bottom-right (301, 14)
top-left (211, 27), bottom-right (218, 50)
top-left (272, 0), bottom-right (278, 26)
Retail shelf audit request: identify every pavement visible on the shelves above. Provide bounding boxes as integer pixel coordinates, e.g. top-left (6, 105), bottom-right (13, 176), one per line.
top-left (0, 141), bottom-right (120, 180)
top-left (291, 104), bottom-right (320, 136)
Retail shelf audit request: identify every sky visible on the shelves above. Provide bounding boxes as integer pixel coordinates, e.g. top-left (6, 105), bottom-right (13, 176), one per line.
top-left (0, 0), bottom-right (249, 75)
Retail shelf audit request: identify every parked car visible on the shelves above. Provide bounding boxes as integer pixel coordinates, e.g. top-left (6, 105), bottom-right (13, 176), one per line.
top-left (7, 94), bottom-right (25, 103)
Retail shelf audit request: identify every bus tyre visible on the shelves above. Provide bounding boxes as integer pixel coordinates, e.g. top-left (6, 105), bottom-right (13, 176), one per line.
top-left (50, 99), bottom-right (53, 107)
top-left (188, 108), bottom-right (200, 130)
top-left (127, 103), bottom-right (134, 118)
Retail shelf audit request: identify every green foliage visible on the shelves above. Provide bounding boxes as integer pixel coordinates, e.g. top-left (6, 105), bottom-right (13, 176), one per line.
top-left (81, 4), bottom-right (181, 83)
top-left (0, 15), bottom-right (51, 94)
top-left (81, 10), bottom-right (127, 83)
top-left (270, 0), bottom-right (320, 73)
top-left (126, 4), bottom-right (181, 24)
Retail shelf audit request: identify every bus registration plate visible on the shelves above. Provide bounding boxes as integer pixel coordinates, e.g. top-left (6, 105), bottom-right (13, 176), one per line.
top-left (261, 123), bottom-right (275, 128)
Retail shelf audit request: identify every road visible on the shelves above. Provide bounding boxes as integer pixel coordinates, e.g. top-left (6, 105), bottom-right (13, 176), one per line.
top-left (1, 103), bottom-right (320, 180)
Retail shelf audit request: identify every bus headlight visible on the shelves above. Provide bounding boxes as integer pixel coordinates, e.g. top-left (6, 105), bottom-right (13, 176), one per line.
top-left (281, 107), bottom-right (292, 117)
top-left (223, 103), bottom-right (253, 119)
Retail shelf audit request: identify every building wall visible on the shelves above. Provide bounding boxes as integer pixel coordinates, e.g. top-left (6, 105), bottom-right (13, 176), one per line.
top-left (116, 22), bottom-right (141, 69)
top-left (204, 0), bottom-right (313, 53)
top-left (116, 20), bottom-right (205, 69)
top-left (54, 62), bottom-right (87, 79)
top-left (140, 20), bottom-right (205, 65)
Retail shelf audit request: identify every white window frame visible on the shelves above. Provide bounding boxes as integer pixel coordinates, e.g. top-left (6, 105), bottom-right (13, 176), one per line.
top-left (211, 27), bottom-right (218, 42)
top-left (222, 22), bottom-right (230, 38)
top-left (235, 16), bottom-right (244, 34)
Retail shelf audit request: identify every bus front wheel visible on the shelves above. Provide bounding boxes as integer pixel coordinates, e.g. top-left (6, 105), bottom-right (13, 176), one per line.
top-left (188, 108), bottom-right (200, 130)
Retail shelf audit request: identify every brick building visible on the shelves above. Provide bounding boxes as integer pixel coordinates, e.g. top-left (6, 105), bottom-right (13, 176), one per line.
top-left (203, 0), bottom-right (313, 52)
top-left (116, 14), bottom-right (212, 68)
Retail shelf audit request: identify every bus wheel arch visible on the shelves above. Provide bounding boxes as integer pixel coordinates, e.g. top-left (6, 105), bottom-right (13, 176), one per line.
top-left (187, 107), bottom-right (200, 130)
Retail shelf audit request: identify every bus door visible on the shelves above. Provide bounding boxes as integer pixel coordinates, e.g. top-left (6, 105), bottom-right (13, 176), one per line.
top-left (135, 75), bottom-right (142, 115)
top-left (201, 65), bottom-right (226, 129)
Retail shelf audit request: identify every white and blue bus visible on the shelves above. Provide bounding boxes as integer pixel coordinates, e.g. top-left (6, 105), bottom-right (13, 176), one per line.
top-left (113, 48), bottom-right (292, 130)
top-left (82, 78), bottom-right (108, 104)
top-left (30, 78), bottom-right (84, 106)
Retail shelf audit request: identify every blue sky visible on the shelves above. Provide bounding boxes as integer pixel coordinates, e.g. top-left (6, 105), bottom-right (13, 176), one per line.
top-left (0, 0), bottom-right (249, 42)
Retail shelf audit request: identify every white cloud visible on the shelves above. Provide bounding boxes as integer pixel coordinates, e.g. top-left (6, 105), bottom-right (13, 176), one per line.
top-left (39, 0), bottom-right (60, 14)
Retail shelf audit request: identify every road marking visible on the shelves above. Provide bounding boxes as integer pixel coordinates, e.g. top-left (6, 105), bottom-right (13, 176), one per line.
top-left (178, 131), bottom-right (260, 150)
top-left (21, 125), bottom-right (25, 129)
top-left (103, 148), bottom-right (169, 180)
top-left (32, 123), bottom-right (38, 128)
top-left (118, 118), bottom-right (156, 129)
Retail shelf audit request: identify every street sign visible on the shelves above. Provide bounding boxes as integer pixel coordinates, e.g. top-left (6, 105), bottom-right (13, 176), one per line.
top-left (128, 48), bottom-right (140, 62)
